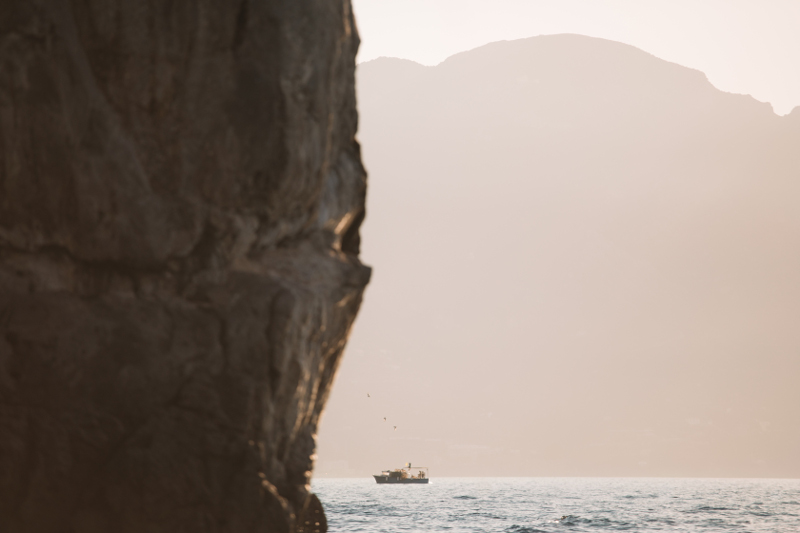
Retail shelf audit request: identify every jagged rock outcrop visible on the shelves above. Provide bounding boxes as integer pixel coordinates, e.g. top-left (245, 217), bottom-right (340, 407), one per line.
top-left (0, 1), bottom-right (367, 532)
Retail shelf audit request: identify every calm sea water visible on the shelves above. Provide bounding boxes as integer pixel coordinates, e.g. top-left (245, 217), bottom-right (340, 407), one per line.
top-left (312, 477), bottom-right (800, 532)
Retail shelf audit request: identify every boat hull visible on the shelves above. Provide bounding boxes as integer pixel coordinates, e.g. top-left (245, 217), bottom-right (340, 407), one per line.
top-left (373, 475), bottom-right (429, 484)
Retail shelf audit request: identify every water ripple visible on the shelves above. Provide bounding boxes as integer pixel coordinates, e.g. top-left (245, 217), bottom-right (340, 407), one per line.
top-left (313, 477), bottom-right (800, 532)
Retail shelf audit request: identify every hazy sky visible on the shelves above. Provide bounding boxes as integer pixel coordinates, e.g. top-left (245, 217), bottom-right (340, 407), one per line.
top-left (352, 0), bottom-right (800, 115)
top-left (315, 28), bottom-right (800, 478)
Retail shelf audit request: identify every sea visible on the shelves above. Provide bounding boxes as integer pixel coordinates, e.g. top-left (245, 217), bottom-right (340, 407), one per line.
top-left (312, 477), bottom-right (800, 532)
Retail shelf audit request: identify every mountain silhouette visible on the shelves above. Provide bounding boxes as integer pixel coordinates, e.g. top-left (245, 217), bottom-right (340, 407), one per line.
top-left (319, 34), bottom-right (800, 478)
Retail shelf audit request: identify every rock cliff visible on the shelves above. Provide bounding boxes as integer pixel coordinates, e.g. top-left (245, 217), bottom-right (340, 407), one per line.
top-left (0, 1), bottom-right (367, 532)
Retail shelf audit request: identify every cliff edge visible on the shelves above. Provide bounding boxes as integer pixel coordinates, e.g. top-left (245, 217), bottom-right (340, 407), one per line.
top-left (0, 1), bottom-right (367, 532)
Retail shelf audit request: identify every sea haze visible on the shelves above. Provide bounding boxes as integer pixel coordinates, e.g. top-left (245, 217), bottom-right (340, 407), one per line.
top-left (313, 477), bottom-right (800, 532)
top-left (317, 34), bottom-right (800, 479)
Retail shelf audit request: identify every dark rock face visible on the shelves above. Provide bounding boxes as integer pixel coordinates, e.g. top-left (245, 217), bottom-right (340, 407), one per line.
top-left (0, 1), bottom-right (367, 531)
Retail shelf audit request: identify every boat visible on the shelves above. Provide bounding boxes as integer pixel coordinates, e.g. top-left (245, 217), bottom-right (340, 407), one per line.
top-left (373, 463), bottom-right (429, 484)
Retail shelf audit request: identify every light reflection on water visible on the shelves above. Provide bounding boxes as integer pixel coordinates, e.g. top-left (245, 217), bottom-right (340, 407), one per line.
top-left (312, 477), bottom-right (800, 532)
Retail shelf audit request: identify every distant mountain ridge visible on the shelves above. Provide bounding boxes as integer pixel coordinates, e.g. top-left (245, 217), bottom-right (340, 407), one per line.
top-left (360, 34), bottom-right (789, 115)
top-left (319, 34), bottom-right (800, 479)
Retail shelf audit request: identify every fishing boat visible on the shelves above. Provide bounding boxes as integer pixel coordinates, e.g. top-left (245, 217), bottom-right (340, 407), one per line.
top-left (373, 463), bottom-right (429, 484)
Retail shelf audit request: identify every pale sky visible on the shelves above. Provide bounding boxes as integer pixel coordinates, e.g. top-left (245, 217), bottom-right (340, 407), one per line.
top-left (352, 0), bottom-right (800, 115)
top-left (315, 6), bottom-right (800, 478)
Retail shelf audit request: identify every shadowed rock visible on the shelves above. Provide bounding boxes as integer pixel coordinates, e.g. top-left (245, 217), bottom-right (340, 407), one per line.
top-left (0, 1), bottom-right (367, 531)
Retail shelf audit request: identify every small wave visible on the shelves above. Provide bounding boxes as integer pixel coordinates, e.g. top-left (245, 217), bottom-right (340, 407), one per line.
top-left (747, 511), bottom-right (774, 517)
top-left (553, 514), bottom-right (578, 523)
top-left (621, 493), bottom-right (660, 499)
top-left (553, 514), bottom-right (588, 526)
top-left (645, 518), bottom-right (676, 526)
top-left (683, 505), bottom-right (736, 514)
top-left (453, 495), bottom-right (478, 500)
top-left (553, 515), bottom-right (636, 529)
top-left (506, 526), bottom-right (550, 533)
top-left (465, 511), bottom-right (504, 520)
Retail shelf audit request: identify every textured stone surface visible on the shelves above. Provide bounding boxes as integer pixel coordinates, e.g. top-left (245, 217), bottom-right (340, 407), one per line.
top-left (0, 1), bottom-right (367, 531)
